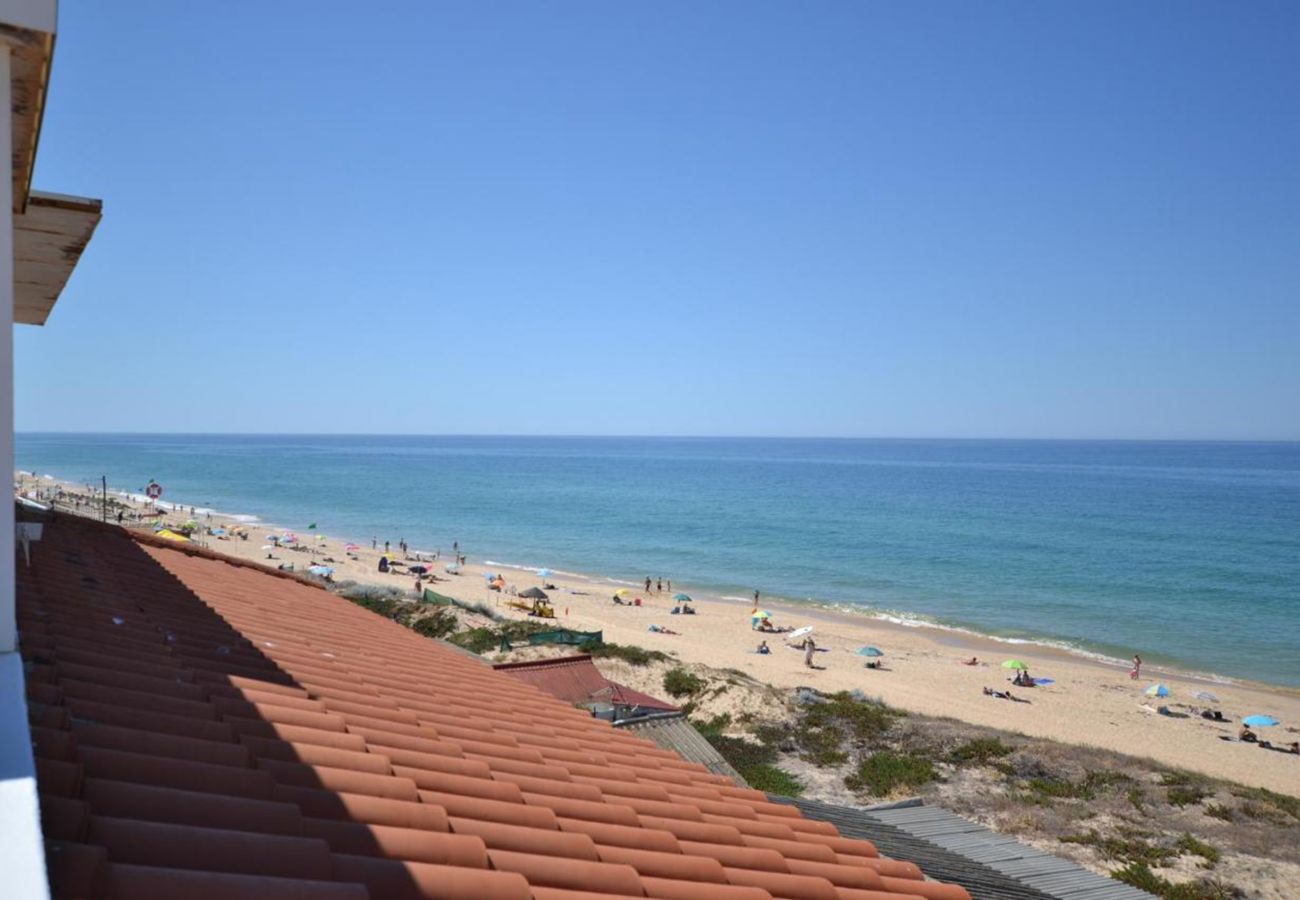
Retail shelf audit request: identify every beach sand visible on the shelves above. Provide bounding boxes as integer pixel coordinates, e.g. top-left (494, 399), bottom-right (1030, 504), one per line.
top-left (25, 476), bottom-right (1300, 797)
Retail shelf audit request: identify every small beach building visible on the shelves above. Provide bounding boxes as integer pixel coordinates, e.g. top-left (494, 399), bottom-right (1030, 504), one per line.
top-left (493, 654), bottom-right (678, 722)
top-left (1, 2), bottom-right (102, 896)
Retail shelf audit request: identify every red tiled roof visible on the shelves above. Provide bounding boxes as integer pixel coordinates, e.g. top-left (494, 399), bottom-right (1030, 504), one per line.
top-left (494, 655), bottom-right (679, 713)
top-left (20, 517), bottom-right (972, 900)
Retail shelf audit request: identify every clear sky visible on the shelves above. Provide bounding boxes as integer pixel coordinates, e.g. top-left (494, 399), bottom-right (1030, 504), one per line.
top-left (16, 1), bottom-right (1300, 439)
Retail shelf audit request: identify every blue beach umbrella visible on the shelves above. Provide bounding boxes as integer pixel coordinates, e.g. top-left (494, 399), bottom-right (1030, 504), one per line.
top-left (856, 647), bottom-right (884, 657)
top-left (537, 568), bottom-right (552, 579)
top-left (1242, 715), bottom-right (1279, 728)
top-left (1144, 684), bottom-right (1170, 698)
top-left (482, 571), bottom-right (496, 581)
top-left (673, 593), bottom-right (692, 602)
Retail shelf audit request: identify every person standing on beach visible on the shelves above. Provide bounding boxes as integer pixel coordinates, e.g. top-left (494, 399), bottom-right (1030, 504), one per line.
top-left (645, 576), bottom-right (652, 593)
top-left (384, 541), bottom-right (390, 554)
top-left (804, 637), bottom-right (816, 668)
top-left (754, 589), bottom-right (760, 605)
top-left (1130, 654), bottom-right (1142, 680)
top-left (372, 538), bottom-right (377, 549)
top-left (453, 541), bottom-right (459, 557)
top-left (666, 579), bottom-right (672, 594)
top-left (656, 578), bottom-right (662, 593)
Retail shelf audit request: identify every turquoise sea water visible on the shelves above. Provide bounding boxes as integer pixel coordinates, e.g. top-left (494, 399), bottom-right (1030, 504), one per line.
top-left (16, 434), bottom-right (1300, 686)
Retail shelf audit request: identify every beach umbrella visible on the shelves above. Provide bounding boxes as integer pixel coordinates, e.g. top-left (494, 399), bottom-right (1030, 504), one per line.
top-left (614, 588), bottom-right (630, 598)
top-left (520, 587), bottom-right (549, 600)
top-left (307, 565), bottom-right (334, 576)
top-left (1144, 684), bottom-right (1170, 698)
top-left (673, 593), bottom-right (692, 602)
top-left (750, 610), bottom-right (771, 620)
top-left (1193, 691), bottom-right (1219, 702)
top-left (788, 626), bottom-right (814, 641)
top-left (211, 528), bottom-right (227, 537)
top-left (483, 571), bottom-right (497, 581)
top-left (408, 565), bottom-right (429, 575)
top-left (856, 646), bottom-right (884, 657)
top-left (537, 568), bottom-right (552, 579)
top-left (1001, 660), bottom-right (1028, 670)
top-left (1242, 715), bottom-right (1279, 728)
top-left (444, 563), bottom-right (461, 574)
top-left (261, 545), bottom-right (275, 551)
top-left (344, 543), bottom-right (359, 551)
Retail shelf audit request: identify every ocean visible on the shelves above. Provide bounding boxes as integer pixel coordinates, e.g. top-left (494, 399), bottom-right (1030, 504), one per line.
top-left (15, 434), bottom-right (1300, 687)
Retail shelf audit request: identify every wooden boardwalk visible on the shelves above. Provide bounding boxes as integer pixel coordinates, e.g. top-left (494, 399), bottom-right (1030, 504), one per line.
top-left (772, 797), bottom-right (1156, 900)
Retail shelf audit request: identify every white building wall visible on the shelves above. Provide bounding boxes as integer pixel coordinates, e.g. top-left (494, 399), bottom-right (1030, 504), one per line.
top-left (0, 33), bottom-right (52, 900)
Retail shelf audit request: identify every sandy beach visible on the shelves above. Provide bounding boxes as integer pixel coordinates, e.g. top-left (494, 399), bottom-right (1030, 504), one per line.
top-left (23, 474), bottom-right (1300, 798)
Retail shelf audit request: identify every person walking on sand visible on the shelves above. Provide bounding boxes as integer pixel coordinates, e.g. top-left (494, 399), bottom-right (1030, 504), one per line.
top-left (372, 537), bottom-right (377, 549)
top-left (656, 578), bottom-right (662, 593)
top-left (666, 579), bottom-right (672, 594)
top-left (804, 637), bottom-right (816, 669)
top-left (645, 576), bottom-right (652, 593)
top-left (1130, 654), bottom-right (1142, 680)
top-left (384, 541), bottom-right (390, 554)
top-left (754, 589), bottom-right (760, 605)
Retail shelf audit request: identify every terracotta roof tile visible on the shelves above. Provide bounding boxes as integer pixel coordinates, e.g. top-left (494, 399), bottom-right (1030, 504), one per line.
top-left (330, 854), bottom-right (532, 900)
top-left (22, 518), bottom-right (973, 900)
top-left (72, 721), bottom-right (254, 768)
top-left (465, 824), bottom-right (580, 859)
top-left (300, 818), bottom-right (489, 866)
top-left (82, 779), bottom-right (304, 836)
top-left (45, 842), bottom-right (106, 900)
top-left (86, 816), bottom-right (333, 880)
top-left (103, 864), bottom-right (369, 900)
top-left (487, 848), bottom-right (644, 895)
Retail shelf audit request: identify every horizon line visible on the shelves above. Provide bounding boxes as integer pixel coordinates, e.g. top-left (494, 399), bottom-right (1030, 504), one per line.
top-left (14, 430), bottom-right (1300, 444)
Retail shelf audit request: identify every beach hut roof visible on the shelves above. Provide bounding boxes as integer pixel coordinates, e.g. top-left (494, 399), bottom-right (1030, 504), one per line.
top-left (17, 515), bottom-right (978, 900)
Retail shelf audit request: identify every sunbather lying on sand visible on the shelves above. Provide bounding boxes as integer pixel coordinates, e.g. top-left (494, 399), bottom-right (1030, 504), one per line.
top-left (648, 624), bottom-right (679, 635)
top-left (984, 686), bottom-right (1030, 703)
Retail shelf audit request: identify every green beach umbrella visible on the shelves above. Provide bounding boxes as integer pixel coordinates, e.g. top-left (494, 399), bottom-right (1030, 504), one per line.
top-left (1001, 659), bottom-right (1028, 670)
top-left (856, 646), bottom-right (884, 657)
top-left (308, 523), bottom-right (317, 529)
top-left (673, 593), bottom-right (692, 602)
top-left (1144, 684), bottom-right (1170, 698)
top-left (751, 610), bottom-right (771, 619)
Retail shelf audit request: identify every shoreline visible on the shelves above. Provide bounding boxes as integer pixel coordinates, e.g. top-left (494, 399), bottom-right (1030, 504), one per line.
top-left (18, 472), bottom-right (1300, 795)
top-left (18, 470), bottom-right (1296, 695)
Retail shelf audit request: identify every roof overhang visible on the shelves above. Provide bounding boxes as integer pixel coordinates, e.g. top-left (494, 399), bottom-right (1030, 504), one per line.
top-left (14, 189), bottom-right (102, 325)
top-left (2, 0), bottom-right (57, 213)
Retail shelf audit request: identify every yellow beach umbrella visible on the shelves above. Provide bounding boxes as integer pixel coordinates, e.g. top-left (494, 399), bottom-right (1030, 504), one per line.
top-left (155, 529), bottom-right (189, 543)
top-left (614, 588), bottom-right (630, 598)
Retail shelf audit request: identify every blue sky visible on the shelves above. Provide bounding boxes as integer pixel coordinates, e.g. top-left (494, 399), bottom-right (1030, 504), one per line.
top-left (16, 1), bottom-right (1300, 438)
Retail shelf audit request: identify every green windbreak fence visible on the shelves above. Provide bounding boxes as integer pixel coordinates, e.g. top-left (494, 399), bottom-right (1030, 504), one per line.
top-left (526, 629), bottom-right (603, 646)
